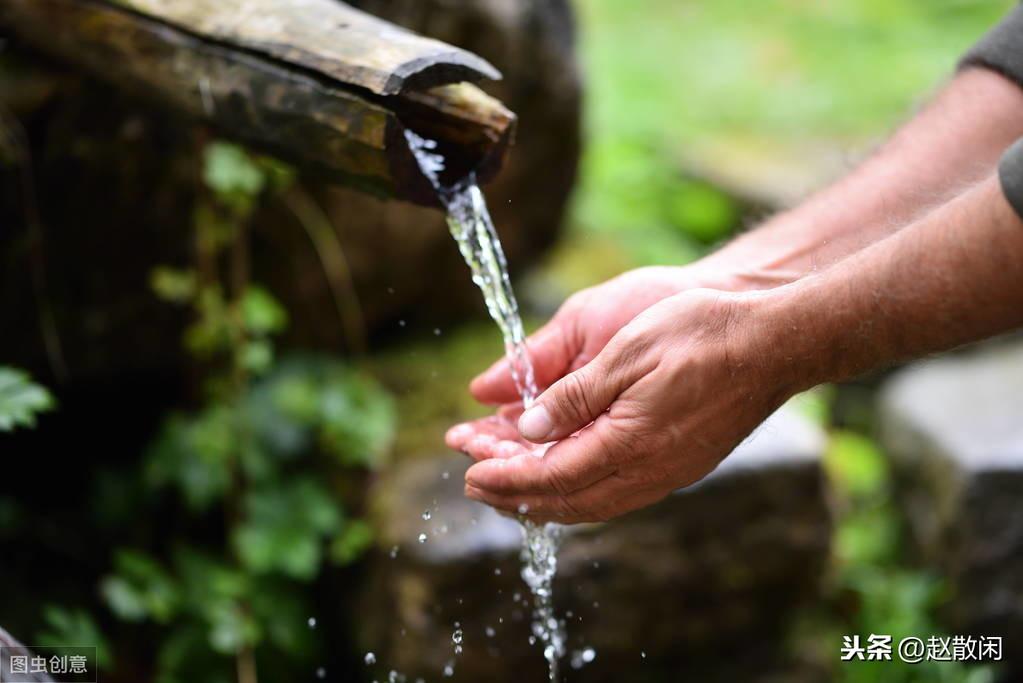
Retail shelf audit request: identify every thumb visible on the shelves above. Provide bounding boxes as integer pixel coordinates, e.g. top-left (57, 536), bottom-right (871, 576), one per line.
top-left (470, 320), bottom-right (575, 405)
top-left (517, 351), bottom-right (627, 443)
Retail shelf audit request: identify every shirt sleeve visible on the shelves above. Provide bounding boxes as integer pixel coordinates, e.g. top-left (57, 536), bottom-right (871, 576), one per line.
top-left (999, 137), bottom-right (1023, 221)
top-left (961, 5), bottom-right (1023, 88)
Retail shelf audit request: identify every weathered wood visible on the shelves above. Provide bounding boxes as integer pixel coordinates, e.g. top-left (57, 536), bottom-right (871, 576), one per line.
top-left (108, 0), bottom-right (502, 96)
top-left (0, 0), bottom-right (515, 205)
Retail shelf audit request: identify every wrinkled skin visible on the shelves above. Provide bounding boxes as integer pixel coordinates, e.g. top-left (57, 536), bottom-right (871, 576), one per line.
top-left (467, 266), bottom-right (702, 406)
top-left (448, 282), bottom-right (795, 524)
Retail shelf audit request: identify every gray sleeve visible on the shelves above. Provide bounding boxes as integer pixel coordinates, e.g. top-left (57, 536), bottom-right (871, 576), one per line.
top-left (961, 5), bottom-right (1023, 88)
top-left (999, 137), bottom-right (1023, 220)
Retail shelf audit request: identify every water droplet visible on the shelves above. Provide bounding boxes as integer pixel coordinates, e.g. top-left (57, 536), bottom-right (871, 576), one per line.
top-left (454, 645), bottom-right (462, 655)
top-left (443, 662), bottom-right (454, 677)
top-left (441, 470), bottom-right (450, 480)
top-left (418, 533), bottom-right (427, 543)
top-left (433, 328), bottom-right (442, 336)
top-left (485, 626), bottom-right (496, 638)
top-left (422, 510), bottom-right (431, 521)
top-left (307, 617), bottom-right (317, 629)
top-left (452, 629), bottom-right (463, 645)
top-left (398, 319), bottom-right (406, 327)
top-left (494, 567), bottom-right (501, 576)
top-left (390, 545), bottom-right (399, 559)
top-left (517, 503), bottom-right (530, 514)
top-left (641, 651), bottom-right (647, 659)
top-left (364, 652), bottom-right (376, 665)
top-left (569, 647), bottom-right (596, 669)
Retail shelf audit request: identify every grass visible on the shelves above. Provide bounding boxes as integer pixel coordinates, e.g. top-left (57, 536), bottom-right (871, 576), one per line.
top-left (567, 0), bottom-right (1015, 269)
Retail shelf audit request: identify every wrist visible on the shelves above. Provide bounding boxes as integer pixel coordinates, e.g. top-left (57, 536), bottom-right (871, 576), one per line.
top-left (691, 250), bottom-right (806, 293)
top-left (730, 283), bottom-right (834, 399)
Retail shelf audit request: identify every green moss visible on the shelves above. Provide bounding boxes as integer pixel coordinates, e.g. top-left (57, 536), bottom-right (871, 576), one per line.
top-left (365, 322), bottom-right (537, 460)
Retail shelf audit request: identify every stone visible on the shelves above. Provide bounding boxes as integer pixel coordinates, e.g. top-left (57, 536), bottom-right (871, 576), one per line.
top-left (359, 404), bottom-right (831, 682)
top-left (880, 341), bottom-right (1023, 666)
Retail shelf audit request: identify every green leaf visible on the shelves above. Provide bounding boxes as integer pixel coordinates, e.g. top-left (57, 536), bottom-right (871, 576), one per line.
top-left (247, 580), bottom-right (313, 656)
top-left (101, 550), bottom-right (181, 623)
top-left (826, 430), bottom-right (888, 500)
top-left (145, 408), bottom-right (236, 512)
top-left (330, 519), bottom-right (374, 566)
top-left (241, 286), bottom-right (288, 336)
top-left (37, 606), bottom-right (113, 668)
top-left (238, 340), bottom-right (275, 376)
top-left (233, 479), bottom-right (341, 580)
top-left (252, 356), bottom-right (396, 467)
top-left (203, 142), bottom-right (265, 201)
top-left (206, 601), bottom-right (261, 654)
top-left (0, 367), bottom-right (55, 431)
top-left (183, 285), bottom-right (232, 358)
top-left (150, 266), bottom-right (197, 304)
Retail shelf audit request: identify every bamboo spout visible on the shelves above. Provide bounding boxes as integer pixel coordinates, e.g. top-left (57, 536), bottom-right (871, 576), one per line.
top-left (0, 0), bottom-right (516, 205)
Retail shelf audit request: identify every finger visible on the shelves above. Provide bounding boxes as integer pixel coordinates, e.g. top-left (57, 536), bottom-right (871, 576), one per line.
top-left (465, 438), bottom-right (532, 462)
top-left (497, 403), bottom-right (525, 421)
top-left (465, 476), bottom-right (666, 525)
top-left (445, 422), bottom-right (477, 450)
top-left (516, 343), bottom-right (636, 443)
top-left (445, 415), bottom-right (522, 451)
top-left (465, 413), bottom-right (620, 495)
top-left (469, 320), bottom-right (575, 405)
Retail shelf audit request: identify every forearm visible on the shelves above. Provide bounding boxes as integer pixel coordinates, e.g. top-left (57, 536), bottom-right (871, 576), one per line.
top-left (703, 67), bottom-right (1023, 290)
top-left (755, 173), bottom-right (1023, 392)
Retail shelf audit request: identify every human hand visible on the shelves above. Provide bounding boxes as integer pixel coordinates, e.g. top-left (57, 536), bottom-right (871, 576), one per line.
top-left (452, 289), bottom-right (800, 524)
top-left (467, 265), bottom-right (726, 406)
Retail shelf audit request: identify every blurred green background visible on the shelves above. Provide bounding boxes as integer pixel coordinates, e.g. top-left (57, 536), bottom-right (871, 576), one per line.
top-left (1, 0), bottom-right (1017, 682)
top-left (556, 0), bottom-right (1015, 277)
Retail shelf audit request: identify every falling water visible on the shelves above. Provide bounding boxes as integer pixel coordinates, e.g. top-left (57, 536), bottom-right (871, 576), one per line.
top-left (405, 130), bottom-right (566, 681)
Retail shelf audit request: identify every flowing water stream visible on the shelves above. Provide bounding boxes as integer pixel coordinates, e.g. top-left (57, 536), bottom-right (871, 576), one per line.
top-left (405, 130), bottom-right (567, 681)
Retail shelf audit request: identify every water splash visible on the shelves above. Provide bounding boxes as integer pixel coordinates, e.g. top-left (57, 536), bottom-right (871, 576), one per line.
top-left (405, 129), bottom-right (566, 680)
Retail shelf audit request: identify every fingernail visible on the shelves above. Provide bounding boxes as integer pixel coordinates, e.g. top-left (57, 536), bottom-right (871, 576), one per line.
top-left (518, 405), bottom-right (553, 442)
top-left (445, 423), bottom-right (473, 446)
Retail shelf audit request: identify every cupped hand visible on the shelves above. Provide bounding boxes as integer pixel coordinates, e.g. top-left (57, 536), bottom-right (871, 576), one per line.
top-left (468, 266), bottom-right (722, 405)
top-left (453, 289), bottom-right (800, 524)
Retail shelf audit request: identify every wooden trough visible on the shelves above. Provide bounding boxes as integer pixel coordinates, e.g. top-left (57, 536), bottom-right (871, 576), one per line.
top-left (0, 0), bottom-right (517, 205)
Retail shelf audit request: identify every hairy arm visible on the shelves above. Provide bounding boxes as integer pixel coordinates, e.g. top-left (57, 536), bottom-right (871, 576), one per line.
top-left (700, 67), bottom-right (1023, 290)
top-left (460, 171), bottom-right (1023, 524)
top-left (757, 172), bottom-right (1023, 390)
